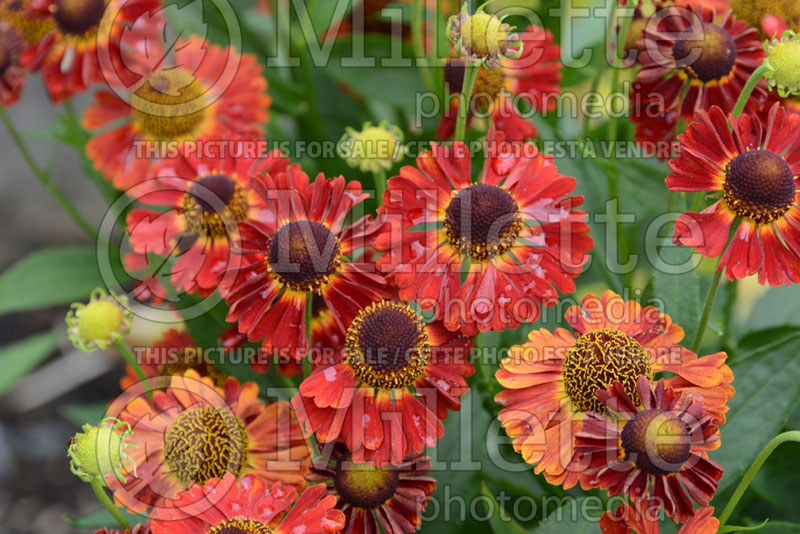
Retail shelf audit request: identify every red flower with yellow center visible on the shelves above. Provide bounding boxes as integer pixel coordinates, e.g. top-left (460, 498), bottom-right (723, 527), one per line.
top-left (107, 370), bottom-right (310, 514)
top-left (668, 103), bottom-right (800, 285)
top-left (577, 378), bottom-right (724, 524)
top-left (151, 473), bottom-right (345, 534)
top-left (375, 141), bottom-right (592, 335)
top-left (0, 21), bottom-right (25, 105)
top-left (220, 166), bottom-right (389, 365)
top-left (19, 0), bottom-right (161, 102)
top-left (495, 290), bottom-right (733, 489)
top-left (292, 300), bottom-right (473, 466)
top-left (631, 5), bottom-right (766, 151)
top-left (438, 25), bottom-right (561, 141)
top-left (83, 36), bottom-right (270, 189)
top-left (124, 149), bottom-right (289, 297)
top-left (600, 502), bottom-right (719, 534)
top-left (307, 445), bottom-right (436, 534)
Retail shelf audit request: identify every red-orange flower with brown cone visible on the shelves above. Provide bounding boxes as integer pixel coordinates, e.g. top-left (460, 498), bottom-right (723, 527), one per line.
top-left (0, 21), bottom-right (26, 105)
top-left (600, 502), bottom-right (719, 534)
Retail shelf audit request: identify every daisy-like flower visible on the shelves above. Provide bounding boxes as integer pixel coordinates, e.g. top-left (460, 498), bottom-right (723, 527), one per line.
top-left (0, 21), bottom-right (26, 105)
top-left (83, 36), bottom-right (270, 189)
top-left (764, 30), bottom-right (800, 96)
top-left (20, 0), bottom-right (161, 102)
top-left (292, 300), bottom-right (474, 466)
top-left (66, 287), bottom-right (133, 351)
top-left (338, 121), bottom-right (404, 174)
top-left (437, 25), bottom-right (560, 141)
top-left (107, 370), bottom-right (311, 513)
top-left (119, 329), bottom-right (228, 390)
top-left (631, 5), bottom-right (767, 150)
top-left (95, 526), bottom-right (150, 534)
top-left (374, 141), bottom-right (592, 335)
top-left (219, 166), bottom-right (389, 364)
top-left (600, 502), bottom-right (719, 534)
top-left (730, 0), bottom-right (799, 38)
top-left (307, 444), bottom-right (436, 534)
top-left (576, 378), bottom-right (724, 524)
top-left (124, 148), bottom-right (289, 297)
top-left (447, 3), bottom-right (522, 69)
top-left (151, 473), bottom-right (345, 534)
top-left (669, 103), bottom-right (800, 285)
top-left (495, 290), bottom-right (734, 489)
top-left (0, 0), bottom-right (56, 44)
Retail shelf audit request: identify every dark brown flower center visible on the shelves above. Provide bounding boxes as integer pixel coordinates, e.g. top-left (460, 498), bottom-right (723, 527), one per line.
top-left (268, 220), bottom-right (342, 293)
top-left (132, 69), bottom-right (208, 140)
top-left (673, 23), bottom-right (737, 83)
top-left (562, 328), bottom-right (652, 413)
top-left (162, 348), bottom-right (228, 387)
top-left (444, 183), bottom-right (522, 261)
top-left (621, 409), bottom-right (692, 476)
top-left (183, 174), bottom-right (249, 239)
top-left (53, 0), bottom-right (106, 36)
top-left (0, 40), bottom-right (10, 75)
top-left (208, 518), bottom-right (274, 534)
top-left (164, 406), bottom-right (248, 486)
top-left (346, 301), bottom-right (430, 390)
top-left (724, 149), bottom-right (796, 223)
top-left (334, 455), bottom-right (400, 509)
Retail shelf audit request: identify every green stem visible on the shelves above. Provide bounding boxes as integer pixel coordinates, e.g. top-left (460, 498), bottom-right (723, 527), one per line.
top-left (89, 479), bottom-right (130, 530)
top-left (732, 63), bottom-right (768, 117)
top-left (718, 431), bottom-right (800, 528)
top-left (412, 0), bottom-right (435, 94)
top-left (454, 63), bottom-right (478, 142)
top-left (305, 292), bottom-right (313, 358)
top-left (113, 339), bottom-right (153, 398)
top-left (373, 169), bottom-right (387, 206)
top-left (691, 268), bottom-right (723, 353)
top-left (584, 0), bottom-right (622, 134)
top-left (0, 104), bottom-right (98, 240)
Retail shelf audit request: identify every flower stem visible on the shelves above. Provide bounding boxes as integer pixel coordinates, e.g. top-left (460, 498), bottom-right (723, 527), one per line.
top-left (691, 268), bottom-right (723, 353)
top-left (718, 431), bottom-right (800, 528)
top-left (373, 169), bottom-right (387, 205)
top-left (732, 63), bottom-right (768, 117)
top-left (89, 479), bottom-right (130, 530)
top-left (305, 291), bottom-right (314, 357)
top-left (0, 104), bottom-right (98, 240)
top-left (454, 62), bottom-right (478, 142)
top-left (412, 0), bottom-right (436, 94)
top-left (113, 339), bottom-right (153, 398)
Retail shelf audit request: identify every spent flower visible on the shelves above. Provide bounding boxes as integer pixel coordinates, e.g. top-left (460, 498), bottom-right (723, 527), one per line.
top-left (66, 288), bottom-right (133, 351)
top-left (68, 417), bottom-right (137, 485)
top-left (765, 30), bottom-right (800, 96)
top-left (447, 3), bottom-right (523, 69)
top-left (338, 121), bottom-right (404, 173)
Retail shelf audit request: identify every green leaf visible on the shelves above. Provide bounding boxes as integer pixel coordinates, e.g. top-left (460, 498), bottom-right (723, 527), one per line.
top-left (533, 498), bottom-right (600, 534)
top-left (650, 241), bottom-right (701, 344)
top-left (64, 506), bottom-right (145, 529)
top-left (60, 402), bottom-right (109, 427)
top-left (481, 483), bottom-right (527, 534)
top-left (714, 333), bottom-right (800, 494)
top-left (0, 247), bottom-right (101, 315)
top-left (743, 522), bottom-right (800, 533)
top-left (0, 331), bottom-right (59, 395)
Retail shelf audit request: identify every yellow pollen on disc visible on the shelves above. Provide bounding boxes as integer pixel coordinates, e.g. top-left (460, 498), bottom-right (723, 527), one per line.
top-left (207, 518), bottom-right (275, 534)
top-left (132, 69), bottom-right (209, 140)
top-left (77, 300), bottom-right (124, 345)
top-left (0, 0), bottom-right (57, 42)
top-left (462, 12), bottom-right (508, 59)
top-left (334, 457), bottom-right (400, 509)
top-left (182, 174), bottom-right (249, 240)
top-left (723, 149), bottom-right (796, 223)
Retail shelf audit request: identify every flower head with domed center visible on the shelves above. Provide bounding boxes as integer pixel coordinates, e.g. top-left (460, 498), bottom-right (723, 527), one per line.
top-left (68, 417), bottom-right (137, 485)
top-left (66, 288), bottom-right (133, 351)
top-left (765, 31), bottom-right (800, 96)
top-left (447, 3), bottom-right (523, 69)
top-left (338, 121), bottom-right (404, 173)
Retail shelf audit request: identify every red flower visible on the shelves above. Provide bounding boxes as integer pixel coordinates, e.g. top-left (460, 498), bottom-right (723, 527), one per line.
top-left (631, 5), bottom-right (766, 153)
top-left (292, 300), bottom-right (473, 466)
top-left (151, 474), bottom-right (345, 534)
top-left (0, 22), bottom-right (26, 105)
top-left (220, 166), bottom-right (389, 365)
top-left (437, 25), bottom-right (560, 140)
top-left (375, 141), bottom-right (592, 335)
top-left (576, 378), bottom-right (723, 524)
top-left (668, 103), bottom-right (800, 285)
top-left (21, 0), bottom-right (161, 101)
top-left (124, 148), bottom-right (289, 297)
top-left (83, 36), bottom-right (270, 189)
top-left (600, 502), bottom-right (719, 534)
top-left (307, 445), bottom-right (437, 534)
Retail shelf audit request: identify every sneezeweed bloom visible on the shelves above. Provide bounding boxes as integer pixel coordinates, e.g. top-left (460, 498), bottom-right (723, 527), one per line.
top-left (669, 103), bottom-right (800, 285)
top-left (600, 502), bottom-right (719, 534)
top-left (68, 417), bottom-right (136, 485)
top-left (730, 0), bottom-right (800, 38)
top-left (307, 444), bottom-right (437, 534)
top-left (495, 291), bottom-right (734, 489)
top-left (119, 329), bottom-right (228, 390)
top-left (764, 30), bottom-right (800, 96)
top-left (0, 22), bottom-right (26, 105)
top-left (293, 300), bottom-right (474, 466)
top-left (124, 149), bottom-right (290, 297)
top-left (95, 526), bottom-right (150, 534)
top-left (0, 0), bottom-right (55, 44)
top-left (220, 166), bottom-right (389, 364)
top-left (375, 141), bottom-right (592, 335)
top-left (631, 5), bottom-right (767, 150)
top-left (151, 473), bottom-right (345, 534)
top-left (107, 370), bottom-right (310, 513)
top-left (447, 3), bottom-right (522, 69)
top-left (84, 36), bottom-right (270, 189)
top-left (20, 0), bottom-right (161, 102)
top-left (577, 378), bottom-right (724, 524)
top-left (66, 288), bottom-right (133, 351)
top-left (338, 121), bottom-right (404, 174)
